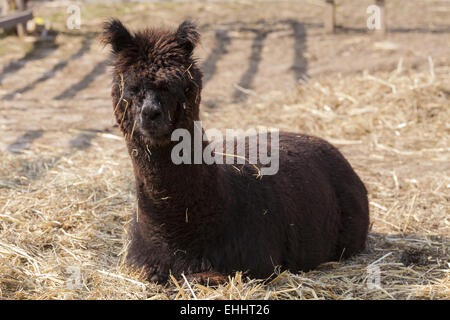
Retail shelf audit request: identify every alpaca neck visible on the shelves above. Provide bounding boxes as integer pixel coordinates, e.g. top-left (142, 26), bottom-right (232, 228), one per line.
top-left (127, 130), bottom-right (218, 216)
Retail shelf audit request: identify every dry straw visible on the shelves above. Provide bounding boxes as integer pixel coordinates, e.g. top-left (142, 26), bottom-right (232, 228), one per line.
top-left (0, 60), bottom-right (448, 299)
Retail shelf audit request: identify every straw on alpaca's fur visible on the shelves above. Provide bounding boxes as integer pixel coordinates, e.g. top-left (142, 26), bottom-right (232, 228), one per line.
top-left (101, 19), bottom-right (370, 283)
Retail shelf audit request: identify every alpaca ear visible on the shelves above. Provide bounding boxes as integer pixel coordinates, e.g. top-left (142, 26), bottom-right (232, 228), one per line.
top-left (101, 19), bottom-right (134, 54)
top-left (175, 21), bottom-right (200, 54)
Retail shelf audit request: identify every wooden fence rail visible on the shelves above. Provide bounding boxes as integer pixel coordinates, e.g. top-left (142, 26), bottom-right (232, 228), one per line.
top-left (0, 0), bottom-right (32, 37)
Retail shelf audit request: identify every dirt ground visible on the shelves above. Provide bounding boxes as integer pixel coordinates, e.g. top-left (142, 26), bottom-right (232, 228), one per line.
top-left (1, 0), bottom-right (449, 149)
top-left (0, 0), bottom-right (449, 299)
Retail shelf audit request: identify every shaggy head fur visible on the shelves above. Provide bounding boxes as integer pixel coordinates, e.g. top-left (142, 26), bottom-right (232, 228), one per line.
top-left (101, 19), bottom-right (202, 146)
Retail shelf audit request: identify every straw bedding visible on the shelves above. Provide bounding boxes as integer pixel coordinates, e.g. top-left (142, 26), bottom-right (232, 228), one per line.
top-left (0, 59), bottom-right (448, 300)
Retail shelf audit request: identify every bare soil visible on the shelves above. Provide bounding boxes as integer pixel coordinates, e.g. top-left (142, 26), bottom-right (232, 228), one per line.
top-left (1, 0), bottom-right (449, 150)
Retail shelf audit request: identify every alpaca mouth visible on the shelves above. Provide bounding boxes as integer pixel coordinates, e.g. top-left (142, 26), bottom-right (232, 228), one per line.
top-left (140, 127), bottom-right (172, 143)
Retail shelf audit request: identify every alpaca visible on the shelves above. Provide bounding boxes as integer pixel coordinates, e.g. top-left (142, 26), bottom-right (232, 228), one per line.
top-left (101, 19), bottom-right (370, 283)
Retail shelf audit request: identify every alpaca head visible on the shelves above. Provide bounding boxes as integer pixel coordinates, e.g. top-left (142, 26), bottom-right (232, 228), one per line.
top-left (101, 19), bottom-right (202, 146)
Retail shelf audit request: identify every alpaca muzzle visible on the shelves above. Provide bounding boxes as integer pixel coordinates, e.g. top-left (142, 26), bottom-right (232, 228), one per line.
top-left (139, 94), bottom-right (164, 131)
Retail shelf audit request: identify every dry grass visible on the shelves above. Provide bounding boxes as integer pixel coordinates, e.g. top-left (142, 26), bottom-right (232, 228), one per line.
top-left (0, 57), bottom-right (448, 299)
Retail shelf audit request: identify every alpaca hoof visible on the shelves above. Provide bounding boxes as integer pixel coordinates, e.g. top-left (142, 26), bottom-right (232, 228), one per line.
top-left (184, 272), bottom-right (228, 286)
top-left (149, 274), bottom-right (160, 282)
top-left (144, 266), bottom-right (165, 283)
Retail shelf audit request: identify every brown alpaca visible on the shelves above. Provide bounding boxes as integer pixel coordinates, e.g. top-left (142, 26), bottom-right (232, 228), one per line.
top-left (101, 19), bottom-right (370, 283)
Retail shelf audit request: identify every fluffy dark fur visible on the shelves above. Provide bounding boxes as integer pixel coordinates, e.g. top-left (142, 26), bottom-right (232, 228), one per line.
top-left (101, 19), bottom-right (370, 283)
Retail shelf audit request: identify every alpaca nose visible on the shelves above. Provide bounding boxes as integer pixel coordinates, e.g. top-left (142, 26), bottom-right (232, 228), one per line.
top-left (143, 106), bottom-right (161, 120)
top-left (142, 104), bottom-right (162, 121)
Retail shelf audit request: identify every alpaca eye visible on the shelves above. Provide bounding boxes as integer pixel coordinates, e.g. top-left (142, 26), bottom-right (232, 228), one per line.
top-left (128, 86), bottom-right (139, 94)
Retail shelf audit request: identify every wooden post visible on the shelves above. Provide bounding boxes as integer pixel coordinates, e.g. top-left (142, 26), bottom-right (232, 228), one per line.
top-left (376, 0), bottom-right (387, 34)
top-left (15, 0), bottom-right (26, 37)
top-left (1, 0), bottom-right (10, 16)
top-left (324, 0), bottom-right (336, 33)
